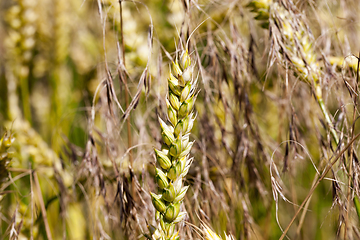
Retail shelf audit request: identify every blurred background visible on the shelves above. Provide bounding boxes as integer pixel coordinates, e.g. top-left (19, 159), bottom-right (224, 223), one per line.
top-left (1, 0), bottom-right (360, 239)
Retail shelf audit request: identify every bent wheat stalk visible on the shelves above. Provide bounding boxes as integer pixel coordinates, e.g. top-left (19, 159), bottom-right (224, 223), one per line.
top-left (148, 50), bottom-right (197, 240)
top-left (269, 0), bottom-right (339, 144)
top-left (248, 0), bottom-right (339, 144)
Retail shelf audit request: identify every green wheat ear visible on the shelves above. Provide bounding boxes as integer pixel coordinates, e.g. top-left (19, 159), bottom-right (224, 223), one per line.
top-left (148, 50), bottom-right (197, 240)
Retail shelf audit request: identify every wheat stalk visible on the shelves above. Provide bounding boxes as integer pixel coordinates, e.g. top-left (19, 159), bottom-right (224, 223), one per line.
top-left (147, 50), bottom-right (197, 240)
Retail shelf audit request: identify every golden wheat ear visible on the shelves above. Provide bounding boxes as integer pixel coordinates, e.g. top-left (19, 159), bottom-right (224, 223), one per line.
top-left (269, 1), bottom-right (339, 144)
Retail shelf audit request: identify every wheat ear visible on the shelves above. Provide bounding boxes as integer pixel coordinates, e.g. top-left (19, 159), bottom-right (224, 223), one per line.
top-left (148, 50), bottom-right (197, 240)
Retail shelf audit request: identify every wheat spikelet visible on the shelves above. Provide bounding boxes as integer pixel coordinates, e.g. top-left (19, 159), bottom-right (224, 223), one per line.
top-left (201, 223), bottom-right (235, 240)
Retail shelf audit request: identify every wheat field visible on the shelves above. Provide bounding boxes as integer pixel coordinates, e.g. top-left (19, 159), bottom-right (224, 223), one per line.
top-left (1, 0), bottom-right (360, 239)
